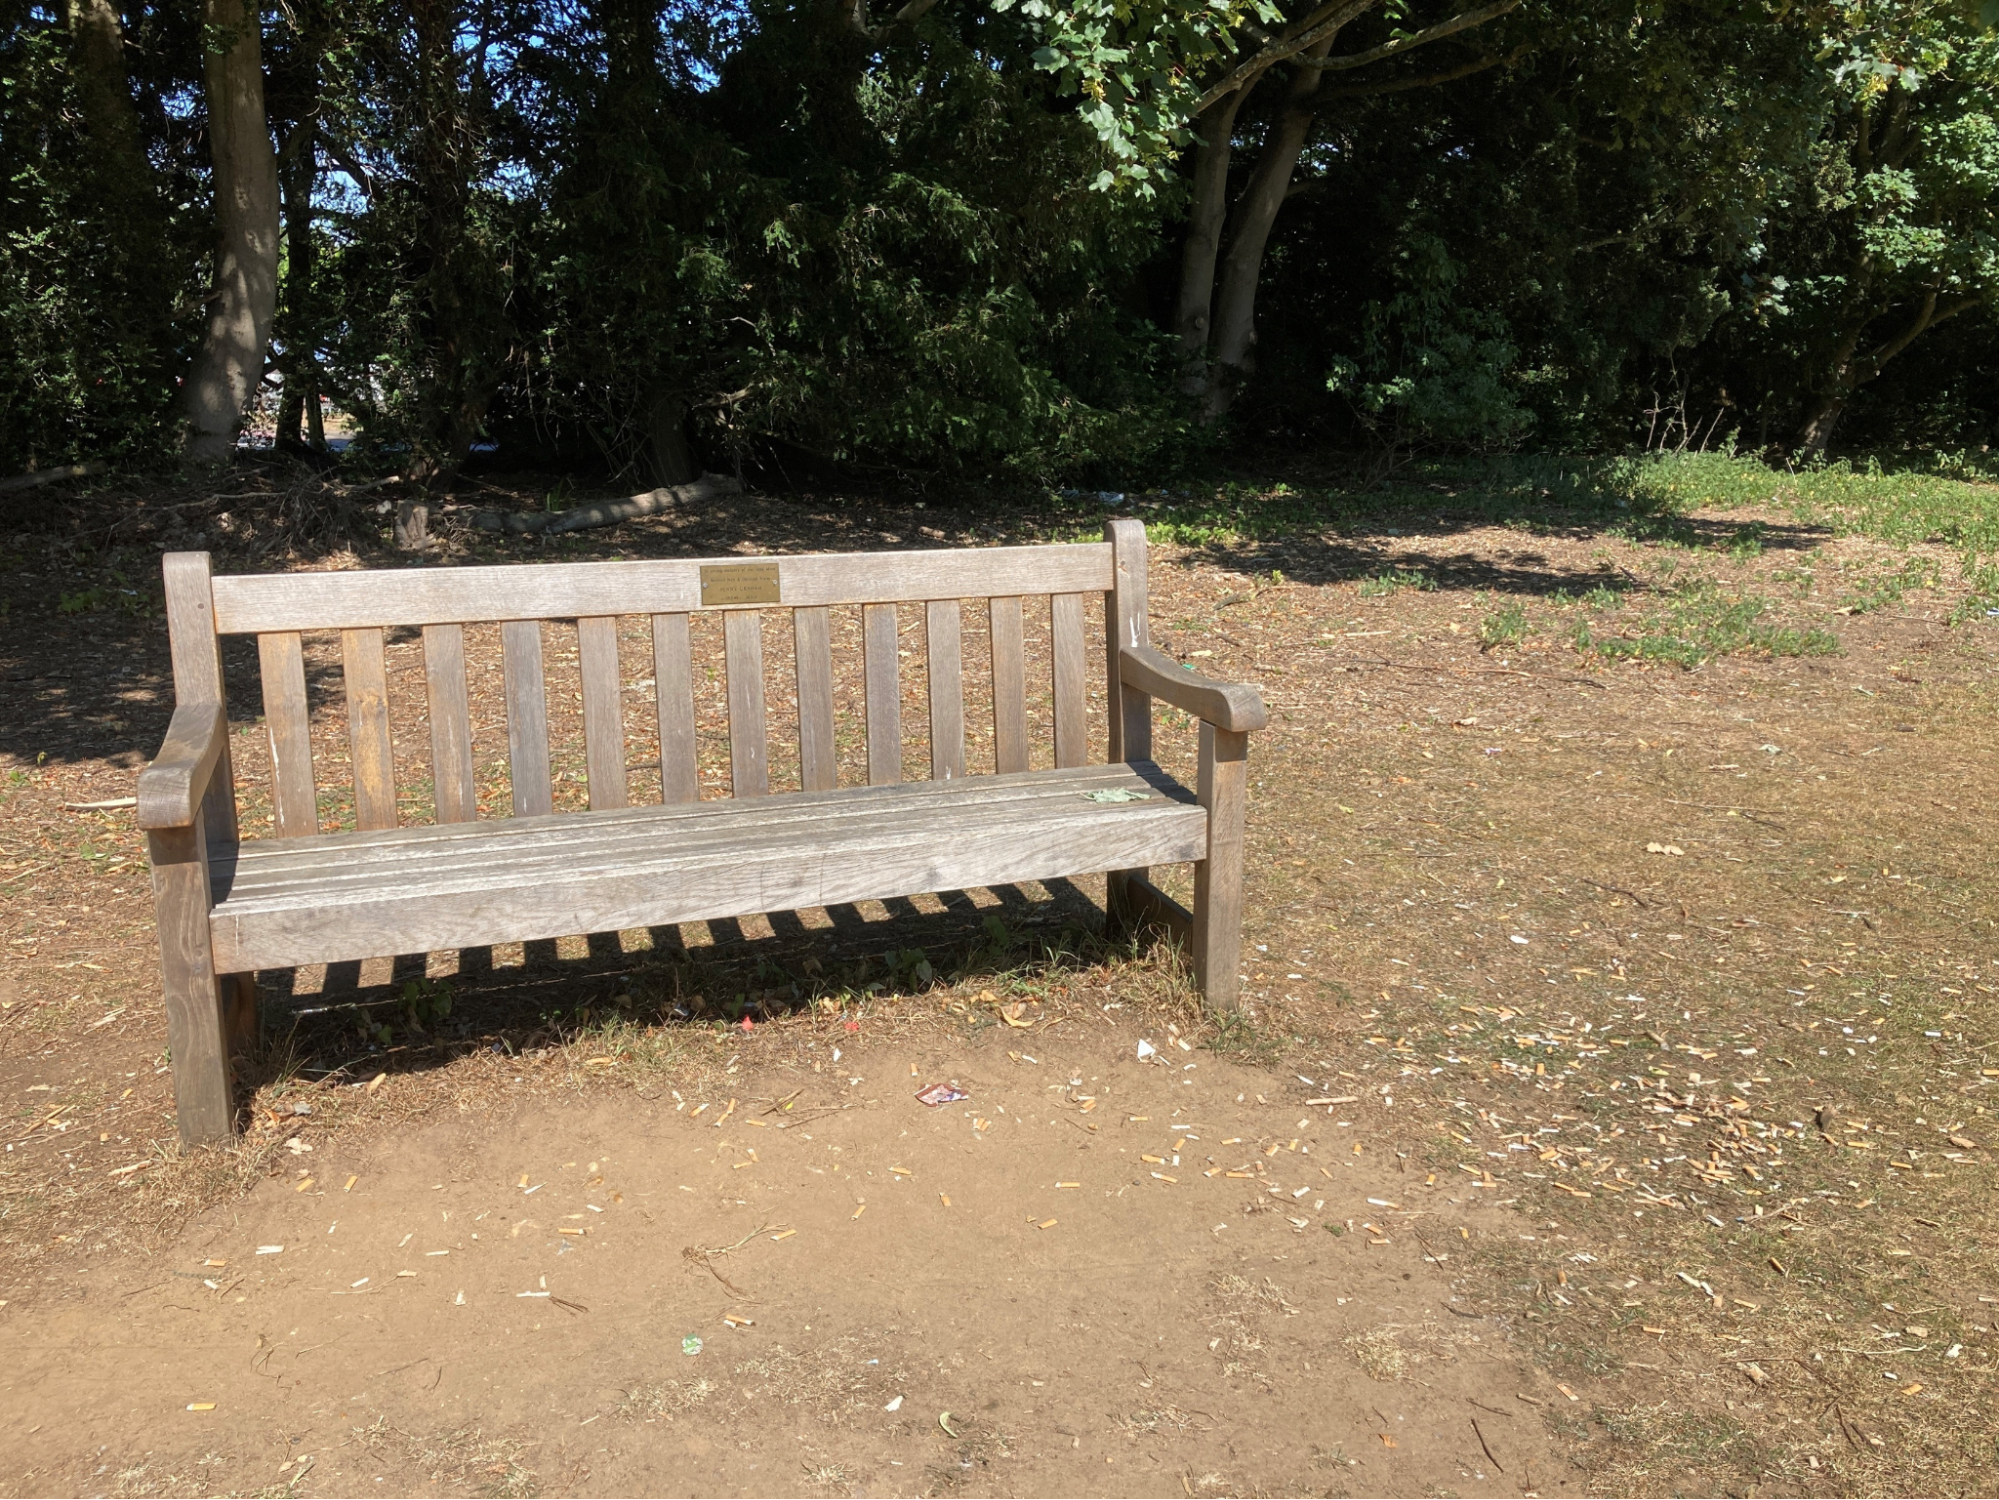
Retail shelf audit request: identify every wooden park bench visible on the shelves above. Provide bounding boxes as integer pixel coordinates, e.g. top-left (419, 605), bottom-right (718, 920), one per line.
top-left (138, 521), bottom-right (1266, 1143)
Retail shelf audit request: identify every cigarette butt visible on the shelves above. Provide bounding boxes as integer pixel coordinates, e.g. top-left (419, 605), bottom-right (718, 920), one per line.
top-left (1037, 1218), bottom-right (1057, 1230)
top-left (939, 1193), bottom-right (951, 1207)
top-left (770, 1228), bottom-right (798, 1241)
top-left (294, 1178), bottom-right (313, 1193)
top-left (1056, 1182), bottom-right (1080, 1189)
top-left (343, 1175), bottom-right (357, 1192)
top-left (204, 1258), bottom-right (226, 1268)
top-left (852, 1204), bottom-right (867, 1220)
top-left (890, 1167), bottom-right (912, 1176)
top-left (556, 1227), bottom-right (584, 1236)
top-left (1557, 1384), bottom-right (1578, 1401)
top-left (186, 1402), bottom-right (215, 1412)
top-left (366, 1073), bottom-right (386, 1094)
top-left (1151, 1172), bottom-right (1178, 1183)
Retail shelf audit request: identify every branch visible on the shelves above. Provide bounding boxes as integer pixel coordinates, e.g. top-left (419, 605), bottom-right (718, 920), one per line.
top-left (1322, 43), bottom-right (1525, 96)
top-left (471, 473), bottom-right (745, 536)
top-left (320, 137), bottom-right (375, 201)
top-left (0, 461), bottom-right (107, 495)
top-left (1300, 0), bottom-right (1522, 70)
top-left (1861, 291), bottom-right (1985, 378)
top-left (1191, 0), bottom-right (1379, 115)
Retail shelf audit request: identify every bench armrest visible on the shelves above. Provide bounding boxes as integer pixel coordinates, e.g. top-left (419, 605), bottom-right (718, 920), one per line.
top-left (1119, 644), bottom-right (1268, 734)
top-left (138, 703), bottom-right (228, 830)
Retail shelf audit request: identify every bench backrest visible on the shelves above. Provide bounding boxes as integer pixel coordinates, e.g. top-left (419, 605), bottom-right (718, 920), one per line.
top-left (162, 520), bottom-right (1153, 842)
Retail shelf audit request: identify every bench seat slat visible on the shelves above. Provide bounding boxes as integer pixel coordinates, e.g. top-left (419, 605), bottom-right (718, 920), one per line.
top-left (208, 763), bottom-right (1202, 973)
top-left (210, 544), bottom-right (1115, 633)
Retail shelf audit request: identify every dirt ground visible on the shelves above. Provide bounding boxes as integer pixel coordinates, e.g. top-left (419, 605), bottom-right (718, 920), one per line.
top-left (2, 467), bottom-right (1997, 1497)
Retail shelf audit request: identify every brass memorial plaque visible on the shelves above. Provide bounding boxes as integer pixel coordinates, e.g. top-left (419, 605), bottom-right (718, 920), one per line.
top-left (699, 560), bottom-right (782, 607)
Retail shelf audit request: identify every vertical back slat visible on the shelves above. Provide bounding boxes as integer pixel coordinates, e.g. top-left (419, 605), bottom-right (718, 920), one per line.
top-left (925, 599), bottom-right (965, 780)
top-left (1104, 519), bottom-right (1153, 765)
top-left (988, 596), bottom-right (1028, 774)
top-left (422, 623), bottom-right (477, 824)
top-left (793, 606), bottom-right (837, 793)
top-left (1050, 592), bottom-right (1088, 769)
top-left (724, 610), bottom-right (769, 798)
top-left (652, 613), bottom-right (699, 804)
top-left (577, 615), bottom-right (629, 811)
top-left (863, 602), bottom-right (902, 785)
top-left (256, 631), bottom-right (318, 837)
top-left (340, 626), bottom-right (397, 830)
top-left (500, 619), bottom-right (553, 817)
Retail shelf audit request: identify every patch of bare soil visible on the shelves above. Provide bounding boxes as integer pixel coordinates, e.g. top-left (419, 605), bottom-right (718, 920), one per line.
top-left (1, 468), bottom-right (1996, 1495)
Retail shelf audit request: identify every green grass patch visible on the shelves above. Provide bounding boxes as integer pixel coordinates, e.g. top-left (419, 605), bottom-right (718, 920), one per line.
top-left (1359, 566), bottom-right (1437, 597)
top-left (1571, 578), bottom-right (1842, 668)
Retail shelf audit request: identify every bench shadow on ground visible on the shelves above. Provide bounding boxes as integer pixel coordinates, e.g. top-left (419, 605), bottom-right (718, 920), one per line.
top-left (236, 875), bottom-right (1140, 1104)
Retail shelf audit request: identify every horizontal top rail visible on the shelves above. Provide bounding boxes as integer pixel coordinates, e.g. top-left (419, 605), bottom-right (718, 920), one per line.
top-left (206, 542), bottom-right (1115, 635)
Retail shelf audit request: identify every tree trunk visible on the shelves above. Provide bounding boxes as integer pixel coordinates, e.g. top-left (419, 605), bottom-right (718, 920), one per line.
top-left (63, 0), bottom-right (152, 200)
top-left (1795, 391), bottom-right (1847, 457)
top-left (1174, 88), bottom-right (1252, 398)
top-left (182, 0), bottom-right (280, 464)
top-left (276, 116), bottom-right (322, 454)
top-left (1200, 38), bottom-right (1335, 422)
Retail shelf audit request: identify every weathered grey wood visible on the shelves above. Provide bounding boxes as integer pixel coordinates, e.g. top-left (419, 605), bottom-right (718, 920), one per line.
top-left (1103, 520), bottom-right (1152, 924)
top-left (925, 599), bottom-right (964, 781)
top-left (1104, 520), bottom-right (1153, 763)
top-left (1050, 592), bottom-right (1089, 770)
top-left (162, 552), bottom-right (239, 845)
top-left (500, 620), bottom-right (553, 818)
top-left (576, 615), bottom-right (629, 811)
top-left (724, 609), bottom-right (769, 797)
top-left (1121, 872), bottom-right (1192, 947)
top-left (1191, 722), bottom-right (1248, 1010)
top-left (422, 623), bottom-right (477, 823)
top-left (209, 763), bottom-right (1206, 972)
top-left (988, 596), bottom-right (1028, 774)
top-left (256, 632), bottom-right (318, 837)
top-left (149, 821), bottom-right (234, 1143)
top-left (652, 613), bottom-right (699, 804)
top-left (863, 603), bottom-right (901, 785)
top-left (792, 606), bottom-right (836, 793)
top-left (340, 627), bottom-right (397, 831)
top-left (210, 544), bottom-right (1116, 633)
top-left (1120, 643), bottom-right (1268, 732)
top-left (224, 759), bottom-right (1194, 879)
top-left (137, 703), bottom-right (227, 830)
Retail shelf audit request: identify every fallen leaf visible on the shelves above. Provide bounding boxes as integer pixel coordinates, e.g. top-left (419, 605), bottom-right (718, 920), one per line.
top-left (1646, 842), bottom-right (1685, 856)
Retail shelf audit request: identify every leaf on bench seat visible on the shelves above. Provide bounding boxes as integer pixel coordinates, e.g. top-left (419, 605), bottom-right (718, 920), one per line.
top-left (1084, 788), bottom-right (1151, 803)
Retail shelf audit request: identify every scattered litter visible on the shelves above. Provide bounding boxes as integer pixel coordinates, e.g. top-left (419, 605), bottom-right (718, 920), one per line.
top-left (255, 1245), bottom-right (283, 1255)
top-left (1646, 842), bottom-right (1686, 856)
top-left (884, 1395), bottom-right (903, 1412)
top-left (852, 1204), bottom-right (867, 1220)
top-left (771, 1228), bottom-right (798, 1241)
top-left (682, 1335), bottom-right (703, 1356)
top-left (915, 1083), bottom-right (968, 1107)
top-left (1038, 1218), bottom-right (1058, 1230)
top-left (722, 1314), bottom-right (754, 1328)
top-left (185, 1402), bottom-right (215, 1412)
top-left (1136, 1040), bottom-right (1157, 1060)
top-left (366, 1073), bottom-right (386, 1094)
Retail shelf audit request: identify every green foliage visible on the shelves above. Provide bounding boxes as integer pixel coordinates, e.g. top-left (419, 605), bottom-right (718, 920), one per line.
top-left (1359, 566), bottom-right (1437, 596)
top-left (1478, 599), bottom-right (1530, 647)
top-left (1570, 577), bottom-right (1842, 668)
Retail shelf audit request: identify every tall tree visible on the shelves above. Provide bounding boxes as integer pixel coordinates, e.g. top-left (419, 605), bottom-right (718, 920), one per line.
top-left (181, 0), bottom-right (280, 462)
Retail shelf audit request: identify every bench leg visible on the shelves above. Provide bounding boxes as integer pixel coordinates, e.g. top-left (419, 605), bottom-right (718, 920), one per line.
top-left (1105, 868), bottom-right (1145, 935)
top-left (1191, 722), bottom-right (1248, 1010)
top-left (149, 826), bottom-right (237, 1144)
